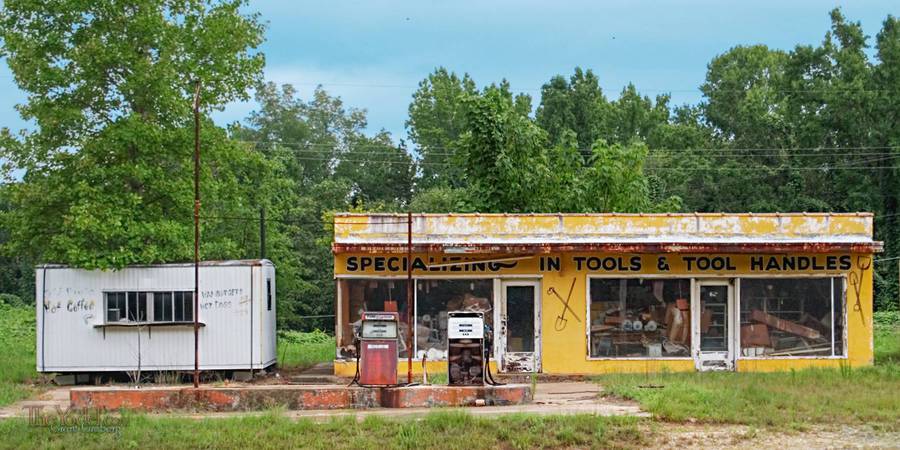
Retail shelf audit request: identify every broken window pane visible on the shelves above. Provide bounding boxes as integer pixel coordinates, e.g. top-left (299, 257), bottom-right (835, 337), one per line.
top-left (416, 279), bottom-right (493, 360)
top-left (739, 278), bottom-right (841, 357)
top-left (337, 279), bottom-right (410, 358)
top-left (589, 278), bottom-right (692, 358)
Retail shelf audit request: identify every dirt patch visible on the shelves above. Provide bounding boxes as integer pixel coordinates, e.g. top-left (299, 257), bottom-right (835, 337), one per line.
top-left (650, 423), bottom-right (900, 449)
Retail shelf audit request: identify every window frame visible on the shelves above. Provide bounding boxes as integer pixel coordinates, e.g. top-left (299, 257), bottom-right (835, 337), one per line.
top-left (104, 290), bottom-right (196, 325)
top-left (585, 274), bottom-right (696, 361)
top-left (266, 278), bottom-right (273, 311)
top-left (335, 274), bottom-right (537, 361)
top-left (735, 275), bottom-right (848, 360)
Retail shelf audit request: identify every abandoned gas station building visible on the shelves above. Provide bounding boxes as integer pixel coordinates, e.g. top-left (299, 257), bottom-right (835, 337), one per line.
top-left (332, 213), bottom-right (880, 375)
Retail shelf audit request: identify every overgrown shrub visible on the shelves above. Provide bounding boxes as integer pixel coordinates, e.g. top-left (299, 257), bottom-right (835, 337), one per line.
top-left (875, 310), bottom-right (900, 328)
top-left (0, 293), bottom-right (27, 308)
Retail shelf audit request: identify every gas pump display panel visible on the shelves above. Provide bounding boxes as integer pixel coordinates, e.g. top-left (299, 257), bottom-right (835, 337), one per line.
top-left (362, 320), bottom-right (398, 339)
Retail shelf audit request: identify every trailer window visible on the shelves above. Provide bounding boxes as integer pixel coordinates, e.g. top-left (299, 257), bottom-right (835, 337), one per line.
top-left (174, 291), bottom-right (193, 322)
top-left (106, 291), bottom-right (193, 323)
top-left (739, 278), bottom-right (844, 357)
top-left (153, 292), bottom-right (173, 321)
top-left (105, 292), bottom-right (127, 322)
top-left (266, 279), bottom-right (272, 311)
top-left (126, 292), bottom-right (148, 321)
top-left (588, 278), bottom-right (692, 358)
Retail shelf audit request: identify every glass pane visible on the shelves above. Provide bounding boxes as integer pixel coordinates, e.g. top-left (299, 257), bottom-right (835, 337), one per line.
top-left (700, 285), bottom-right (728, 352)
top-left (127, 292), bottom-right (147, 322)
top-left (833, 278), bottom-right (844, 356)
top-left (106, 292), bottom-right (124, 322)
top-left (153, 292), bottom-right (173, 322)
top-left (589, 278), bottom-right (691, 357)
top-left (416, 279), bottom-right (493, 359)
top-left (338, 279), bottom-right (410, 357)
top-left (506, 286), bottom-right (534, 353)
top-left (739, 278), bottom-right (834, 357)
top-left (174, 292), bottom-right (184, 321)
top-left (184, 292), bottom-right (193, 322)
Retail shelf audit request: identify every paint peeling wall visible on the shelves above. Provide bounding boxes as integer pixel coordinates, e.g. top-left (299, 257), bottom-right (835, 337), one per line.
top-left (333, 213), bottom-right (877, 247)
top-left (334, 251), bottom-right (875, 374)
top-left (333, 214), bottom-right (878, 374)
top-left (36, 261), bottom-right (277, 373)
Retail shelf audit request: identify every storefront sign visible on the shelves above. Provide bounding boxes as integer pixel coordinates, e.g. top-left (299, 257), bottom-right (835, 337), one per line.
top-left (342, 254), bottom-right (853, 274)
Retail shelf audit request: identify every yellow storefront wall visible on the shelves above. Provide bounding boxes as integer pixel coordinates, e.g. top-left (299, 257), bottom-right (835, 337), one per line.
top-left (334, 252), bottom-right (874, 374)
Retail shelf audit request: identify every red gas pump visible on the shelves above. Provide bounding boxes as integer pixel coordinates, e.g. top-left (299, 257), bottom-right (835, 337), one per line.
top-left (357, 312), bottom-right (399, 386)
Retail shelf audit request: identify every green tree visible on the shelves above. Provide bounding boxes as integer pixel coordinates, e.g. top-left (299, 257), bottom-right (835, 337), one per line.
top-left (536, 67), bottom-right (612, 151)
top-left (406, 68), bottom-right (477, 189)
top-left (0, 0), bottom-right (267, 268)
top-left (458, 88), bottom-right (550, 212)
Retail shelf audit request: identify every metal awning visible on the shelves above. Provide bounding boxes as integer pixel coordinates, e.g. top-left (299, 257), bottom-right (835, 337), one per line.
top-left (333, 241), bottom-right (882, 254)
top-left (332, 213), bottom-right (883, 254)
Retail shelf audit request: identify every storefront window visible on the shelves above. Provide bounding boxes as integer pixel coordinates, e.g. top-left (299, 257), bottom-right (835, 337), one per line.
top-left (589, 278), bottom-right (692, 358)
top-left (416, 279), bottom-right (493, 359)
top-left (739, 278), bottom-right (844, 357)
top-left (337, 279), bottom-right (410, 358)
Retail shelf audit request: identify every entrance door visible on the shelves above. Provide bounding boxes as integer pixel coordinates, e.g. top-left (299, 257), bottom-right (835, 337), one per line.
top-left (498, 281), bottom-right (541, 372)
top-left (693, 280), bottom-right (735, 371)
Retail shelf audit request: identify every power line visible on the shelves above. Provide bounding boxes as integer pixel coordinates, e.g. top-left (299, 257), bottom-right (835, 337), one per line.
top-left (242, 152), bottom-right (900, 171)
top-left (237, 139), bottom-right (899, 154)
top-left (271, 80), bottom-right (900, 94)
top-left (248, 143), bottom-right (900, 159)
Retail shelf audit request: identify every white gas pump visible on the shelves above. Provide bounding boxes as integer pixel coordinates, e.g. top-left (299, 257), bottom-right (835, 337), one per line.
top-left (447, 311), bottom-right (485, 385)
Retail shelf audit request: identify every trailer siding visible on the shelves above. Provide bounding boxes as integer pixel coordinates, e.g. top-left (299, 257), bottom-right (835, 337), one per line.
top-left (36, 261), bottom-right (276, 373)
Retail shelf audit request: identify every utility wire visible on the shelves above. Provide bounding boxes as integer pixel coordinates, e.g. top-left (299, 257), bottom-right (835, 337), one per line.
top-left (238, 139), bottom-right (900, 154)
top-left (269, 80), bottom-right (900, 94)
top-left (248, 144), bottom-right (900, 159)
top-left (242, 153), bottom-right (900, 171)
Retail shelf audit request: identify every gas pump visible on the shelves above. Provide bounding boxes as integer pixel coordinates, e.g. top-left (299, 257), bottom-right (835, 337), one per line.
top-left (356, 312), bottom-right (399, 386)
top-left (447, 311), bottom-right (484, 385)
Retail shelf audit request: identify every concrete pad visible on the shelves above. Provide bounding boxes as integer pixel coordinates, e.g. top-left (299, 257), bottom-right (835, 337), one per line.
top-left (67, 383), bottom-right (532, 412)
top-left (381, 385), bottom-right (530, 408)
top-left (0, 387), bottom-right (71, 419)
top-left (70, 385), bottom-right (382, 412)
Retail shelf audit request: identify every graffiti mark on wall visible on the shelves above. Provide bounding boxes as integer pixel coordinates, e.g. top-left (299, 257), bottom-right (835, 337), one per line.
top-left (43, 299), bottom-right (96, 314)
top-left (547, 277), bottom-right (581, 331)
top-left (200, 287), bottom-right (246, 311)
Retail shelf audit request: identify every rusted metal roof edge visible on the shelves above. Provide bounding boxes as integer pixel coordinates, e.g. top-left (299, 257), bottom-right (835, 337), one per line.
top-left (36, 259), bottom-right (275, 270)
top-left (333, 242), bottom-right (883, 254)
top-left (333, 212), bottom-right (876, 218)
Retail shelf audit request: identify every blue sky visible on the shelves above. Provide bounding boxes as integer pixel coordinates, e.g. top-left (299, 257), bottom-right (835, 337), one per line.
top-left (1, 0), bottom-right (897, 141)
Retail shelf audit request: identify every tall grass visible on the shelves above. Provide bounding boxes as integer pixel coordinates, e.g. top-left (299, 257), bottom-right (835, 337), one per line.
top-left (277, 330), bottom-right (334, 370)
top-left (0, 302), bottom-right (38, 406)
top-left (874, 311), bottom-right (900, 365)
top-left (599, 324), bottom-right (900, 428)
top-left (600, 365), bottom-right (899, 428)
top-left (0, 411), bottom-right (647, 449)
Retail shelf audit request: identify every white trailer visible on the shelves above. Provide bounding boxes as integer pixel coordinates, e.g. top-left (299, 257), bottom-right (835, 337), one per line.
top-left (36, 260), bottom-right (276, 374)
